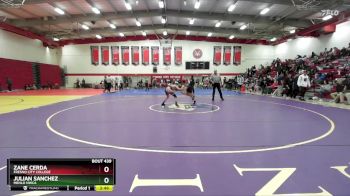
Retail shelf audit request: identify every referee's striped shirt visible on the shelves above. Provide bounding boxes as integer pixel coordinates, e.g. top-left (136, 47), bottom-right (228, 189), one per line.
top-left (211, 74), bottom-right (221, 84)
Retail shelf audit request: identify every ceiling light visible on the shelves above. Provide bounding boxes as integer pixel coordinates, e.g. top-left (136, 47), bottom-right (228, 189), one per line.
top-left (119, 32), bottom-right (125, 37)
top-left (229, 35), bottom-right (235, 39)
top-left (136, 0), bottom-right (139, 5)
top-left (163, 31), bottom-right (168, 36)
top-left (322, 15), bottom-right (333, 21)
top-left (189, 18), bottom-right (195, 25)
top-left (208, 32), bottom-right (212, 37)
top-left (92, 7), bottom-right (100, 14)
top-left (96, 34), bottom-right (102, 39)
top-left (289, 29), bottom-right (295, 34)
top-left (215, 21), bottom-right (222, 28)
top-left (194, 0), bottom-right (200, 9)
top-left (159, 0), bottom-right (164, 8)
top-left (240, 24), bottom-right (247, 30)
top-left (228, 4), bottom-right (236, 12)
top-left (136, 20), bottom-right (141, 27)
top-left (270, 37), bottom-right (277, 42)
top-left (186, 31), bottom-right (190, 35)
top-left (54, 7), bottom-right (64, 15)
top-left (53, 37), bottom-right (60, 41)
top-left (161, 16), bottom-right (167, 24)
top-left (260, 7), bottom-right (270, 15)
top-left (184, 0), bottom-right (187, 5)
top-left (125, 1), bottom-right (132, 10)
top-left (109, 24), bottom-right (116, 29)
top-left (81, 24), bottom-right (89, 30)
top-left (142, 31), bottom-right (147, 36)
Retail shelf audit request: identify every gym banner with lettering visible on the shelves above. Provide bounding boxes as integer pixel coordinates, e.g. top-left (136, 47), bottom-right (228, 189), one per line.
top-left (131, 46), bottom-right (140, 65)
top-left (101, 46), bottom-right (110, 65)
top-left (111, 46), bottom-right (119, 66)
top-left (121, 46), bottom-right (130, 65)
top-left (233, 46), bottom-right (242, 65)
top-left (151, 46), bottom-right (159, 65)
top-left (213, 46), bottom-right (222, 65)
top-left (142, 46), bottom-right (149, 65)
top-left (224, 46), bottom-right (231, 65)
top-left (174, 47), bottom-right (182, 65)
top-left (163, 47), bottom-right (171, 65)
top-left (91, 46), bottom-right (99, 65)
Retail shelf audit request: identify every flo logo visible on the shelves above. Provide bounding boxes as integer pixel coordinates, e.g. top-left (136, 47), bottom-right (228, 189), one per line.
top-left (168, 103), bottom-right (195, 111)
top-left (149, 103), bottom-right (220, 114)
top-left (321, 9), bottom-right (339, 16)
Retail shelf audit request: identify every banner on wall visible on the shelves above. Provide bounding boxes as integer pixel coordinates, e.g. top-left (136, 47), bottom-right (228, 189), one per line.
top-left (121, 46), bottom-right (129, 65)
top-left (163, 47), bottom-right (171, 65)
top-left (101, 46), bottom-right (110, 65)
top-left (174, 47), bottom-right (182, 65)
top-left (90, 46), bottom-right (99, 65)
top-left (111, 46), bottom-right (119, 65)
top-left (142, 46), bottom-right (149, 65)
top-left (131, 46), bottom-right (140, 65)
top-left (151, 46), bottom-right (159, 65)
top-left (213, 46), bottom-right (221, 65)
top-left (223, 46), bottom-right (231, 65)
top-left (233, 46), bottom-right (242, 65)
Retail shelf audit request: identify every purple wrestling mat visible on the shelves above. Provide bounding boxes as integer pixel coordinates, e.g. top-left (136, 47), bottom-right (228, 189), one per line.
top-left (0, 91), bottom-right (350, 196)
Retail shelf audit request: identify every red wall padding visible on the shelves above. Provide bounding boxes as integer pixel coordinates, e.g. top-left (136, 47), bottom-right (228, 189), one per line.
top-left (0, 57), bottom-right (34, 89)
top-left (40, 63), bottom-right (62, 86)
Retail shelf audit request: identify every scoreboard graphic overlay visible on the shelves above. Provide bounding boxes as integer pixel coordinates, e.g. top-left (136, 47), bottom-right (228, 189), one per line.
top-left (7, 158), bottom-right (115, 192)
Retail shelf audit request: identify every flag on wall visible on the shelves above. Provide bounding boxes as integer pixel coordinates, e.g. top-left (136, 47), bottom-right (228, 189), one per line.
top-left (213, 46), bottom-right (222, 65)
top-left (174, 47), bottom-right (182, 65)
top-left (101, 46), bottom-right (110, 65)
top-left (131, 46), bottom-right (139, 65)
top-left (151, 46), bottom-right (159, 65)
top-left (233, 46), bottom-right (242, 65)
top-left (111, 46), bottom-right (119, 65)
top-left (91, 46), bottom-right (99, 65)
top-left (121, 46), bottom-right (129, 65)
top-left (163, 47), bottom-right (171, 65)
top-left (223, 46), bottom-right (231, 65)
top-left (142, 46), bottom-right (149, 65)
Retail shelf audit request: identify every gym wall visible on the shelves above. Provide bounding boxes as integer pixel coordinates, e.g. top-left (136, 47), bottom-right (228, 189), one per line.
top-left (275, 20), bottom-right (350, 60)
top-left (60, 40), bottom-right (275, 87)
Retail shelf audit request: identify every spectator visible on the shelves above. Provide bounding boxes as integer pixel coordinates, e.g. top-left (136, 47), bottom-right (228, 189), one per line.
top-left (343, 76), bottom-right (350, 104)
top-left (6, 77), bottom-right (12, 91)
top-left (75, 78), bottom-right (80, 88)
top-left (189, 75), bottom-right (195, 94)
top-left (297, 70), bottom-right (311, 101)
top-left (145, 79), bottom-right (150, 91)
top-left (106, 75), bottom-right (112, 93)
top-left (315, 80), bottom-right (333, 98)
top-left (81, 78), bottom-right (85, 88)
top-left (103, 76), bottom-right (108, 93)
top-left (331, 79), bottom-right (345, 103)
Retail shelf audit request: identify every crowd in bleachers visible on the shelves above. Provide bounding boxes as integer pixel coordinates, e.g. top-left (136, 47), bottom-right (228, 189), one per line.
top-left (237, 43), bottom-right (350, 105)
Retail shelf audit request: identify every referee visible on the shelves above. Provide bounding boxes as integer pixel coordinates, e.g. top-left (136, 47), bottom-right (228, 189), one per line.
top-left (210, 70), bottom-right (224, 101)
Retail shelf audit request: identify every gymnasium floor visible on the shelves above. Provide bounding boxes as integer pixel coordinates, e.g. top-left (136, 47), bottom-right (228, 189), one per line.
top-left (1, 88), bottom-right (350, 196)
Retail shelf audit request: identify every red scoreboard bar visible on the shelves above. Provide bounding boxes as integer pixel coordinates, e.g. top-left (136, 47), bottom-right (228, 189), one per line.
top-left (7, 158), bottom-right (115, 192)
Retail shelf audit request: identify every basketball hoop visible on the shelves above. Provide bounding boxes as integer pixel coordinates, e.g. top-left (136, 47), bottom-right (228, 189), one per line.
top-left (0, 0), bottom-right (26, 8)
top-left (156, 33), bottom-right (175, 49)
